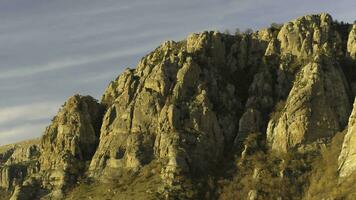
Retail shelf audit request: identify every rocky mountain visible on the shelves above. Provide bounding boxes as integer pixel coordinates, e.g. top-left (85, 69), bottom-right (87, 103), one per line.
top-left (0, 13), bottom-right (355, 200)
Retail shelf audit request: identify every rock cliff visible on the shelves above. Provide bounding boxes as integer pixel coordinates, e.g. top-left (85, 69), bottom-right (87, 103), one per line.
top-left (339, 99), bottom-right (356, 178)
top-left (1, 13), bottom-right (355, 200)
top-left (348, 24), bottom-right (356, 59)
top-left (37, 95), bottom-right (104, 198)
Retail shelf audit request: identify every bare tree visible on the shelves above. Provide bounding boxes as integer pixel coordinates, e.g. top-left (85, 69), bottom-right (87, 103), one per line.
top-left (244, 28), bottom-right (253, 34)
top-left (235, 28), bottom-right (241, 35)
top-left (224, 29), bottom-right (231, 35)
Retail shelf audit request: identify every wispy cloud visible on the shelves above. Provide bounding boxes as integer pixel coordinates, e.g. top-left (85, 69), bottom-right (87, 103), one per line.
top-left (0, 102), bottom-right (60, 126)
top-left (0, 0), bottom-right (354, 146)
top-left (0, 123), bottom-right (47, 145)
top-left (0, 43), bottom-right (154, 80)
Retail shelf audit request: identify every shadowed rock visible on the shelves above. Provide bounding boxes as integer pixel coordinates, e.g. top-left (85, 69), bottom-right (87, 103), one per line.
top-left (1, 13), bottom-right (355, 200)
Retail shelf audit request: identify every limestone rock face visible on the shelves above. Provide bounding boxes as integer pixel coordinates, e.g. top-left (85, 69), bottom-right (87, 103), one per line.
top-left (277, 13), bottom-right (335, 59)
top-left (348, 24), bottom-right (356, 59)
top-left (88, 33), bottom-right (263, 193)
top-left (267, 56), bottom-right (351, 152)
top-left (0, 140), bottom-right (40, 191)
top-left (264, 14), bottom-right (353, 153)
top-left (339, 99), bottom-right (356, 178)
top-left (39, 95), bottom-right (103, 193)
top-left (1, 13), bottom-right (355, 200)
top-left (86, 29), bottom-right (280, 198)
top-left (0, 96), bottom-right (104, 199)
top-left (0, 140), bottom-right (40, 166)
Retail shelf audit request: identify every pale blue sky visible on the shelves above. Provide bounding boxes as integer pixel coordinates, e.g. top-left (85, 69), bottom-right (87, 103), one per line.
top-left (0, 0), bottom-right (355, 145)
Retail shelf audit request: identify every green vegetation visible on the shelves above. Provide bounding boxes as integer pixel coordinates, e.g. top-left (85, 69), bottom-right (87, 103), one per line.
top-left (218, 133), bottom-right (315, 200)
top-left (270, 100), bottom-right (286, 121)
top-left (340, 56), bottom-right (356, 90)
top-left (223, 28), bottom-right (253, 35)
top-left (306, 131), bottom-right (356, 199)
top-left (0, 189), bottom-right (11, 200)
top-left (218, 131), bottom-right (356, 200)
top-left (1, 13), bottom-right (356, 200)
top-left (270, 22), bottom-right (283, 30)
top-left (65, 162), bottom-right (163, 200)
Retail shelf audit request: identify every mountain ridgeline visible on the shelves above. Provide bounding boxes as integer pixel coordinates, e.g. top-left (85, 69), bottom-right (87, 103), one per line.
top-left (0, 13), bottom-right (356, 200)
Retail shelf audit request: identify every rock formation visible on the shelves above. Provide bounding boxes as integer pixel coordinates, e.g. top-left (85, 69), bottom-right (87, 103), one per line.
top-left (0, 140), bottom-right (39, 191)
top-left (0, 13), bottom-right (355, 200)
top-left (37, 95), bottom-right (104, 198)
top-left (348, 24), bottom-right (356, 59)
top-left (266, 14), bottom-right (352, 152)
top-left (267, 56), bottom-right (351, 152)
top-left (339, 98), bottom-right (356, 178)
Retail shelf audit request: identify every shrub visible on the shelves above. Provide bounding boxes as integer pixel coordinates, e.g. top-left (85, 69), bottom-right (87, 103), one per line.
top-left (305, 131), bottom-right (356, 199)
top-left (270, 100), bottom-right (286, 121)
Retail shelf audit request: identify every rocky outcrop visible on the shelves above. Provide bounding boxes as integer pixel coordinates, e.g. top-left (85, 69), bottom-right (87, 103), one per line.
top-left (338, 98), bottom-right (356, 178)
top-left (0, 95), bottom-right (105, 199)
top-left (265, 14), bottom-right (353, 153)
top-left (347, 24), bottom-right (356, 96)
top-left (37, 95), bottom-right (103, 197)
top-left (87, 28), bottom-right (284, 197)
top-left (87, 15), bottom-right (353, 197)
top-left (348, 24), bottom-right (356, 59)
top-left (88, 33), bottom-right (256, 197)
top-left (1, 95), bottom-right (104, 199)
top-left (277, 13), bottom-right (336, 59)
top-left (0, 13), bottom-right (355, 200)
top-left (267, 55), bottom-right (351, 152)
top-left (0, 140), bottom-right (39, 191)
top-left (0, 140), bottom-right (39, 166)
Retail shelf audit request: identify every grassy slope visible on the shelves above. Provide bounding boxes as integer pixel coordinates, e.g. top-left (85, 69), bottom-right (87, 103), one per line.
top-left (65, 162), bottom-right (163, 200)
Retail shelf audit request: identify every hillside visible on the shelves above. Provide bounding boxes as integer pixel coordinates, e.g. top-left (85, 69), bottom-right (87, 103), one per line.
top-left (0, 13), bottom-right (356, 200)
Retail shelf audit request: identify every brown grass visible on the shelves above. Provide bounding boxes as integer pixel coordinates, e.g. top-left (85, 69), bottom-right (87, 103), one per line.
top-left (305, 131), bottom-right (356, 200)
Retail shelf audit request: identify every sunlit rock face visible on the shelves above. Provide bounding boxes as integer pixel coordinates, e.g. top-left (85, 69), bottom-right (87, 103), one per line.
top-left (267, 57), bottom-right (351, 152)
top-left (339, 99), bottom-right (356, 178)
top-left (38, 95), bottom-right (104, 197)
top-left (348, 24), bottom-right (356, 59)
top-left (88, 32), bottom-right (264, 196)
top-left (266, 14), bottom-right (352, 153)
top-left (1, 13), bottom-right (356, 200)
